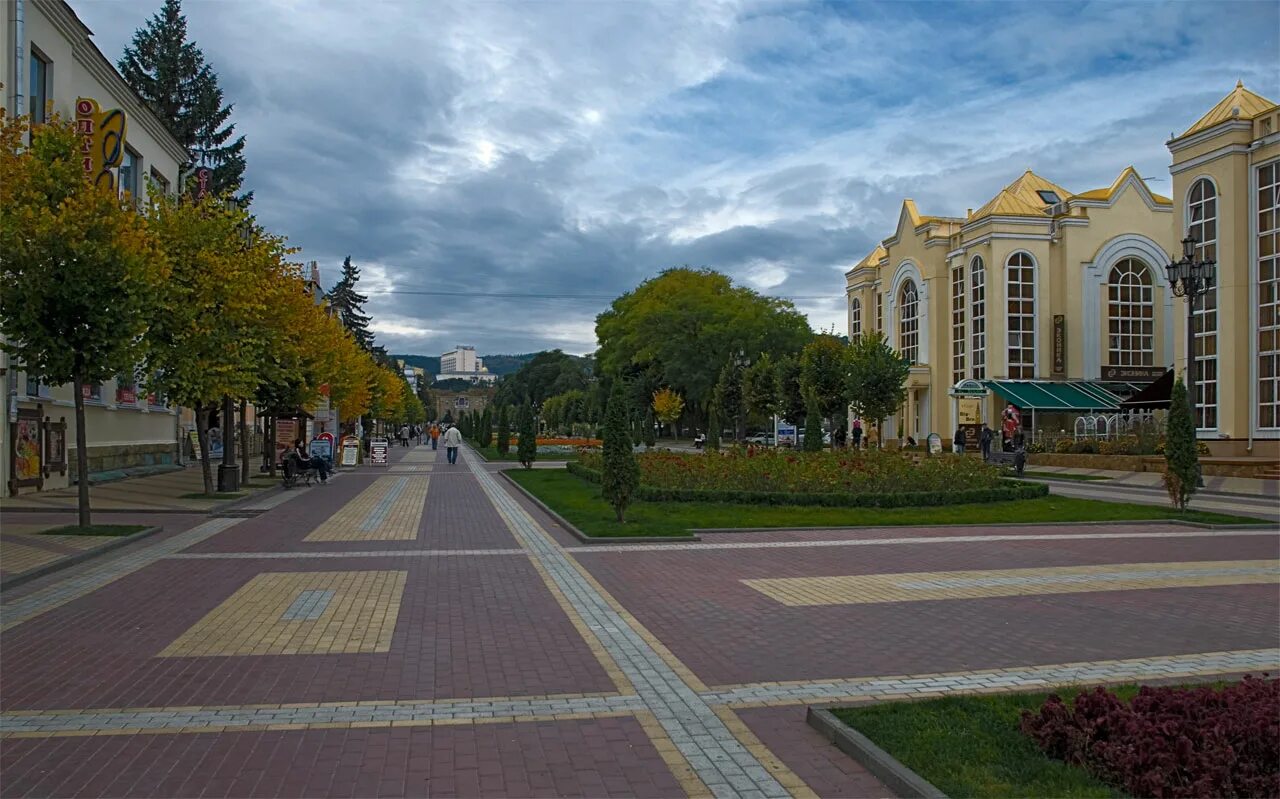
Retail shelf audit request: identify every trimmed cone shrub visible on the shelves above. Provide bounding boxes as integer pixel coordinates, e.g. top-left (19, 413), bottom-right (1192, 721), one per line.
top-left (496, 406), bottom-right (510, 454)
top-left (601, 381), bottom-right (639, 522)
top-left (803, 391), bottom-right (824, 452)
top-left (642, 409), bottom-right (657, 449)
top-left (1163, 375), bottom-right (1199, 510)
top-left (706, 406), bottom-right (720, 452)
top-left (517, 403), bottom-right (537, 469)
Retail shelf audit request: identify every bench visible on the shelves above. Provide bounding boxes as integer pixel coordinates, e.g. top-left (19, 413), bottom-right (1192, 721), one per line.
top-left (986, 449), bottom-right (1027, 476)
top-left (281, 454), bottom-right (319, 489)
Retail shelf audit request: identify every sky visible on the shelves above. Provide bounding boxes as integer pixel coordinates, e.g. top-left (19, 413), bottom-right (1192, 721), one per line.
top-left (74, 0), bottom-right (1279, 358)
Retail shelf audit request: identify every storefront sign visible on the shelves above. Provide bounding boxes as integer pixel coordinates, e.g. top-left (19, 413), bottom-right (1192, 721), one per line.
top-left (188, 429), bottom-right (203, 461)
top-left (116, 386), bottom-right (137, 405)
top-left (44, 416), bottom-right (67, 476)
top-left (1052, 315), bottom-right (1066, 375)
top-left (75, 98), bottom-right (127, 189)
top-left (275, 418), bottom-right (297, 465)
top-left (340, 436), bottom-right (360, 467)
top-left (776, 424), bottom-right (797, 447)
top-left (9, 408), bottom-right (44, 492)
top-left (370, 438), bottom-right (389, 466)
top-left (958, 398), bottom-right (982, 425)
top-left (1101, 365), bottom-right (1167, 382)
top-left (193, 167), bottom-right (212, 201)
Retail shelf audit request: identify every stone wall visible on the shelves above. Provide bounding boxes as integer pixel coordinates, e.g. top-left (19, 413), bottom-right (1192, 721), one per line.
top-left (68, 443), bottom-right (177, 480)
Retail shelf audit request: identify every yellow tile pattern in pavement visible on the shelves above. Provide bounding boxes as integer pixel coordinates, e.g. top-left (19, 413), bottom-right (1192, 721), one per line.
top-left (399, 448), bottom-right (438, 464)
top-left (744, 559), bottom-right (1280, 606)
top-left (304, 476), bottom-right (428, 541)
top-left (160, 570), bottom-right (407, 657)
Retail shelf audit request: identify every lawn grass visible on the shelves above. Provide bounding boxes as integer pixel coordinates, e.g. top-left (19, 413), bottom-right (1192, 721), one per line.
top-left (831, 690), bottom-right (1131, 799)
top-left (178, 492), bottom-right (246, 500)
top-left (39, 524), bottom-right (148, 537)
top-left (1020, 471), bottom-right (1112, 482)
top-left (506, 468), bottom-right (1265, 538)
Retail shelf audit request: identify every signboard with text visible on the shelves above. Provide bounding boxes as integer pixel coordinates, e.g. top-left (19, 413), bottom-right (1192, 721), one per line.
top-left (75, 98), bottom-right (126, 189)
top-left (275, 419), bottom-right (297, 465)
top-left (1052, 315), bottom-right (1066, 375)
top-left (370, 438), bottom-right (389, 466)
top-left (309, 436), bottom-right (333, 463)
top-left (776, 424), bottom-right (797, 447)
top-left (1101, 365), bottom-right (1167, 383)
top-left (340, 436), bottom-right (360, 467)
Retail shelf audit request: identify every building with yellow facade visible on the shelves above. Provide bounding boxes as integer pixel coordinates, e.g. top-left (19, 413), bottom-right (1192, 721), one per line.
top-left (845, 83), bottom-right (1279, 458)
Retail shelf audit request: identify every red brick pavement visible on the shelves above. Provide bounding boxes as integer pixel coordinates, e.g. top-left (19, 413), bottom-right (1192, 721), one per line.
top-left (694, 520), bottom-right (1231, 544)
top-left (735, 706), bottom-right (890, 798)
top-left (0, 717), bottom-right (685, 798)
top-left (576, 532), bottom-right (1280, 686)
top-left (0, 554), bottom-right (615, 709)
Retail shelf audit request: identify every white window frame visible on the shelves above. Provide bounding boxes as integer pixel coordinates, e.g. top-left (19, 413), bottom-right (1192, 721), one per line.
top-left (951, 263), bottom-right (966, 383)
top-left (1257, 160), bottom-right (1280, 430)
top-left (1006, 251), bottom-right (1037, 379)
top-left (970, 256), bottom-right (986, 379)
top-left (1187, 176), bottom-right (1219, 431)
top-left (899, 279), bottom-right (919, 364)
top-left (1107, 257), bottom-right (1155, 368)
top-left (849, 296), bottom-right (862, 341)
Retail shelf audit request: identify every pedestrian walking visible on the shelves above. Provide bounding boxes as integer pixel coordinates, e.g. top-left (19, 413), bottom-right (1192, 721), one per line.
top-left (399, 424), bottom-right (410, 447)
top-left (851, 419), bottom-right (863, 450)
top-left (442, 424), bottom-right (462, 465)
top-left (430, 424), bottom-right (440, 451)
top-left (953, 426), bottom-right (966, 454)
top-left (980, 424), bottom-right (993, 461)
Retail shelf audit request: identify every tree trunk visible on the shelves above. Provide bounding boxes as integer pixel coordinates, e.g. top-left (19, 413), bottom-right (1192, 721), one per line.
top-left (195, 402), bottom-right (214, 494)
top-left (239, 399), bottom-right (251, 485)
top-left (71, 373), bottom-right (91, 529)
top-left (267, 416), bottom-right (278, 477)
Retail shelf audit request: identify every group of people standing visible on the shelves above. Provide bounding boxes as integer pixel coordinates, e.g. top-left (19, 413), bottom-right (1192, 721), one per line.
top-left (395, 423), bottom-right (462, 464)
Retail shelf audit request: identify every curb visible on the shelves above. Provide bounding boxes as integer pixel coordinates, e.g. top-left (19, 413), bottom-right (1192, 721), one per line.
top-left (691, 517), bottom-right (1274, 534)
top-left (0, 525), bottom-right (164, 592)
top-left (497, 470), bottom-right (700, 545)
top-left (1023, 474), bottom-right (1280, 502)
top-left (805, 707), bottom-right (947, 799)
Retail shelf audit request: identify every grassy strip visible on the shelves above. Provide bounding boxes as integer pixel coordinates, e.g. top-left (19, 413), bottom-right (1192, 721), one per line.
top-left (39, 524), bottom-right (148, 537)
top-left (507, 469), bottom-right (1264, 538)
top-left (178, 492), bottom-right (246, 500)
top-left (1020, 471), bottom-right (1112, 482)
top-left (832, 690), bottom-right (1131, 799)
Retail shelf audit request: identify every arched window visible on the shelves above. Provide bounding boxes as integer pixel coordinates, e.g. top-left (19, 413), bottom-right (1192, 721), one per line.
top-left (875, 291), bottom-right (883, 334)
top-left (951, 264), bottom-right (966, 383)
top-left (899, 279), bottom-right (918, 364)
top-left (1006, 252), bottom-right (1036, 379)
top-left (849, 296), bottom-right (862, 341)
top-left (1259, 162), bottom-right (1280, 429)
top-left (1107, 258), bottom-right (1154, 367)
top-left (970, 257), bottom-right (986, 379)
top-left (1188, 178), bottom-right (1218, 429)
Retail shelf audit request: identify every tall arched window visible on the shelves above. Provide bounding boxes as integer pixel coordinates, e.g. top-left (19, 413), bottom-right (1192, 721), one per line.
top-left (1006, 252), bottom-right (1036, 379)
top-left (899, 279), bottom-right (919, 364)
top-left (1259, 161), bottom-right (1280, 429)
top-left (1107, 258), bottom-right (1154, 366)
top-left (849, 296), bottom-right (862, 341)
top-left (951, 264), bottom-right (965, 383)
top-left (970, 257), bottom-right (986, 379)
top-left (875, 291), bottom-right (883, 334)
top-left (1188, 178), bottom-right (1218, 429)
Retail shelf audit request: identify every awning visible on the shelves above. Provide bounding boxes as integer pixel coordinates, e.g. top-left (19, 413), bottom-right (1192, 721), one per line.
top-left (982, 380), bottom-right (1123, 411)
top-left (1120, 369), bottom-right (1173, 409)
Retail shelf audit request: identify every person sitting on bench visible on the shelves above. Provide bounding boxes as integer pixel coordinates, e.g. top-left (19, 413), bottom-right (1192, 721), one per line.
top-left (293, 439), bottom-right (329, 483)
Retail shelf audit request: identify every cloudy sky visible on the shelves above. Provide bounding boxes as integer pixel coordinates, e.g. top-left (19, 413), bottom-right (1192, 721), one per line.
top-left (76, 0), bottom-right (1278, 358)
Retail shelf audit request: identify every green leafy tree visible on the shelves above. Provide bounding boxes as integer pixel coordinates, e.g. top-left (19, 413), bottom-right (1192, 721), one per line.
top-left (845, 331), bottom-right (910, 445)
top-left (0, 115), bottom-right (169, 526)
top-left (1163, 376), bottom-right (1199, 511)
top-left (494, 350), bottom-right (590, 407)
top-left (803, 391), bottom-right (825, 452)
top-left (601, 380), bottom-right (640, 522)
top-left (743, 353), bottom-right (779, 421)
top-left (118, 0), bottom-right (247, 197)
top-left (326, 256), bottom-right (374, 351)
top-left (480, 408), bottom-right (494, 447)
top-left (596, 268), bottom-right (812, 410)
top-left (774, 354), bottom-right (805, 426)
top-left (496, 406), bottom-right (511, 454)
top-left (714, 362), bottom-right (746, 442)
top-left (800, 335), bottom-right (850, 420)
top-left (517, 403), bottom-right (537, 468)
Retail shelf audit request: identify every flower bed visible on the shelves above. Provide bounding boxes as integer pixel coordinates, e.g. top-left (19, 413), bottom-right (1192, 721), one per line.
top-left (1021, 677), bottom-right (1280, 799)
top-left (537, 437), bottom-right (601, 447)
top-left (578, 448), bottom-right (1002, 494)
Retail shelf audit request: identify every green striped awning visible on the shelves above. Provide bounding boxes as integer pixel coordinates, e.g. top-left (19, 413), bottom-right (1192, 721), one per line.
top-left (982, 380), bottom-right (1123, 411)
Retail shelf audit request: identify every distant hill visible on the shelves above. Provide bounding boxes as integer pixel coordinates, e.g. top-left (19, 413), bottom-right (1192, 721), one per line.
top-left (390, 352), bottom-right (539, 377)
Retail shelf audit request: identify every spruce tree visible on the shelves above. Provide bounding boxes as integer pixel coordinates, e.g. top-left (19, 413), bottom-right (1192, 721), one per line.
top-left (496, 406), bottom-right (511, 454)
top-left (1163, 376), bottom-right (1199, 511)
top-left (601, 380), bottom-right (640, 522)
top-left (480, 408), bottom-right (493, 447)
top-left (706, 405), bottom-right (721, 452)
top-left (642, 409), bottom-right (657, 449)
top-left (715, 362), bottom-right (745, 443)
top-left (517, 404), bottom-right (537, 469)
top-left (119, 0), bottom-right (247, 197)
top-left (803, 391), bottom-right (824, 452)
top-left (326, 257), bottom-right (374, 350)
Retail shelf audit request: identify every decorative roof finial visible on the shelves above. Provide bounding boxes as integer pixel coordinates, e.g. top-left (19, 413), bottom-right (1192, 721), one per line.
top-left (1237, 79), bottom-right (1244, 89)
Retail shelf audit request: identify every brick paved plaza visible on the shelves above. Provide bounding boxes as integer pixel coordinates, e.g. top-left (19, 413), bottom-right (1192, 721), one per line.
top-left (2, 442), bottom-right (1278, 798)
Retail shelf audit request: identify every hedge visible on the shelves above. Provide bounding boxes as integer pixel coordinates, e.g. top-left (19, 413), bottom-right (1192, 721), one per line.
top-left (566, 462), bottom-right (1049, 508)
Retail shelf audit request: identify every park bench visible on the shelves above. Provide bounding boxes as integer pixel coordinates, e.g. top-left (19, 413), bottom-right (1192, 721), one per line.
top-left (986, 448), bottom-right (1027, 476)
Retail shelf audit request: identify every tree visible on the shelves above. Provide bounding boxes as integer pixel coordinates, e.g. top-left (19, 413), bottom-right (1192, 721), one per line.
top-left (516, 403), bottom-right (537, 469)
top-left (0, 114), bottom-right (169, 526)
top-left (706, 405), bottom-right (721, 452)
top-left (801, 335), bottom-right (851, 446)
top-left (845, 332), bottom-right (910, 444)
top-left (714, 362), bottom-right (746, 442)
top-left (494, 350), bottom-right (590, 407)
top-left (601, 380), bottom-right (640, 522)
top-left (651, 387), bottom-right (685, 440)
top-left (596, 268), bottom-right (812, 410)
top-left (1163, 376), bottom-right (1199, 511)
top-left (803, 391), bottom-right (825, 452)
top-left (743, 353), bottom-right (779, 421)
top-left (642, 409), bottom-right (657, 449)
top-left (774, 355), bottom-right (806, 426)
top-left (119, 0), bottom-right (247, 197)
top-left (496, 406), bottom-right (511, 454)
top-left (326, 256), bottom-right (375, 351)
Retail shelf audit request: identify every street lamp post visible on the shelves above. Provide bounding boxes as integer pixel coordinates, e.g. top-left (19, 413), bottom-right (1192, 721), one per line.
top-left (1164, 234), bottom-right (1216, 486)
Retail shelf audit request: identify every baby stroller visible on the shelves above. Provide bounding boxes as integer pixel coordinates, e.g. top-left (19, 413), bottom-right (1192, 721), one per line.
top-left (281, 451), bottom-right (320, 489)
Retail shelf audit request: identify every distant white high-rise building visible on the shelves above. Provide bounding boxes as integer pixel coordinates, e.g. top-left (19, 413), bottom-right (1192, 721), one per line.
top-left (437, 346), bottom-right (496, 384)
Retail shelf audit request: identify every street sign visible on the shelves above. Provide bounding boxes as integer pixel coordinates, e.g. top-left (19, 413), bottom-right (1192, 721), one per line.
top-left (777, 424), bottom-right (797, 447)
top-left (309, 436), bottom-right (333, 463)
top-left (340, 436), bottom-right (360, 467)
top-left (370, 438), bottom-right (389, 466)
top-left (927, 432), bottom-right (942, 455)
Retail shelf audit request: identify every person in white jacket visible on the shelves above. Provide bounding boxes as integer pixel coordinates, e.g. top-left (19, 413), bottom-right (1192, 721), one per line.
top-left (441, 424), bottom-right (463, 465)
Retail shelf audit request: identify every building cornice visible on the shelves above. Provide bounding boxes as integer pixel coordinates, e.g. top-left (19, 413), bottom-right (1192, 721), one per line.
top-left (1167, 119), bottom-right (1254, 153)
top-left (1169, 143), bottom-right (1251, 175)
top-left (960, 215), bottom-right (1052, 236)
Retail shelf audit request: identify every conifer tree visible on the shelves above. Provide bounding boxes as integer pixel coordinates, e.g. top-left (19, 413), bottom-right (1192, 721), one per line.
top-left (706, 405), bottom-right (721, 452)
top-left (642, 409), bottom-right (657, 449)
top-left (119, 0), bottom-right (247, 197)
top-left (601, 380), bottom-right (639, 522)
top-left (803, 391), bottom-right (824, 452)
top-left (496, 406), bottom-right (511, 454)
top-left (517, 403), bottom-right (537, 469)
top-left (326, 257), bottom-right (374, 351)
top-left (1163, 376), bottom-right (1199, 511)
top-left (480, 408), bottom-right (493, 447)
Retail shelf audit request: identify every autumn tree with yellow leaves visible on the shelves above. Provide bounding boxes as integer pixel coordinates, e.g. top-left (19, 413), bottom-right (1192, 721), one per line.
top-left (0, 112), bottom-right (169, 527)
